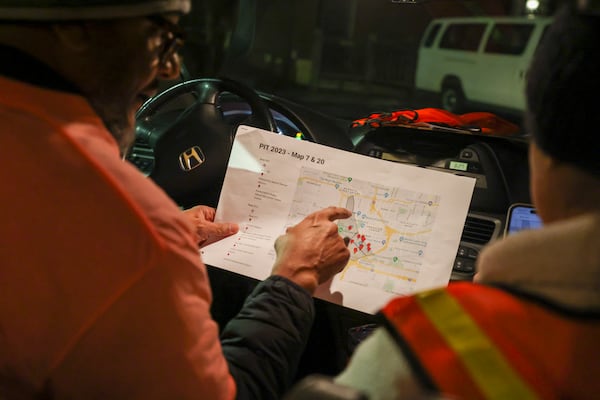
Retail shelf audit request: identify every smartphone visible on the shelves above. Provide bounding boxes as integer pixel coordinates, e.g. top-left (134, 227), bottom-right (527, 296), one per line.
top-left (504, 203), bottom-right (543, 236)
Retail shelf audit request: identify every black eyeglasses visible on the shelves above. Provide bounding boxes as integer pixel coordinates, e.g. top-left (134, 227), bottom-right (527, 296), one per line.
top-left (146, 14), bottom-right (186, 67)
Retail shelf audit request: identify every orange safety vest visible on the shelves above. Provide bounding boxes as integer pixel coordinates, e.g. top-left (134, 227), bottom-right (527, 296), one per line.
top-left (381, 282), bottom-right (600, 400)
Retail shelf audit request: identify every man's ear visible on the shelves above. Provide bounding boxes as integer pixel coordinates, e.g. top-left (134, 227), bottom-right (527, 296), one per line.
top-left (50, 23), bottom-right (92, 52)
top-left (530, 141), bottom-right (558, 173)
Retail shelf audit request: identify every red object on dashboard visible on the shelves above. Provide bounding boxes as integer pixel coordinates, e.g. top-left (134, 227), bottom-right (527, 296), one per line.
top-left (351, 107), bottom-right (520, 136)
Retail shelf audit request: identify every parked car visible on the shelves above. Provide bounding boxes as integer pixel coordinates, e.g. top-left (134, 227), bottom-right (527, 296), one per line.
top-left (415, 15), bottom-right (552, 114)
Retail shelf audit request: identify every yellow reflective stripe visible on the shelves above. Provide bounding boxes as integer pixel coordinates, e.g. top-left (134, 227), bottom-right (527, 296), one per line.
top-left (415, 289), bottom-right (538, 400)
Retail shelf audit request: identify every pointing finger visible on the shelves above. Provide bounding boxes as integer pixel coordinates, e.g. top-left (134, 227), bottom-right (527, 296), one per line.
top-left (319, 206), bottom-right (352, 221)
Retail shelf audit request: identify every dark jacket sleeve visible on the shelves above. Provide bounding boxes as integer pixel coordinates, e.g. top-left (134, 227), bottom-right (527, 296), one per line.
top-left (220, 275), bottom-right (315, 400)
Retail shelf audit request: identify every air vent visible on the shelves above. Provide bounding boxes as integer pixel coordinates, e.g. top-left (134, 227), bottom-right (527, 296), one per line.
top-left (461, 215), bottom-right (498, 245)
top-left (131, 138), bottom-right (153, 154)
top-left (126, 140), bottom-right (155, 176)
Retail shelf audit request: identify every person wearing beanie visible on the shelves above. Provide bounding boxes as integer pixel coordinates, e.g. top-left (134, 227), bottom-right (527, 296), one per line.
top-left (0, 1), bottom-right (352, 399)
top-left (287, 5), bottom-right (600, 400)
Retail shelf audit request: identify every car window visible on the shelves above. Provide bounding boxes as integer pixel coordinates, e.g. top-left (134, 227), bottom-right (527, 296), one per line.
top-left (179, 0), bottom-right (562, 129)
top-left (423, 23), bottom-right (442, 48)
top-left (439, 23), bottom-right (486, 51)
top-left (484, 23), bottom-right (535, 55)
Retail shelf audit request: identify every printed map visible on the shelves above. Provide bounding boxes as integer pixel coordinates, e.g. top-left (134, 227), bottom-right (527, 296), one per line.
top-left (287, 167), bottom-right (441, 296)
top-left (203, 126), bottom-right (475, 313)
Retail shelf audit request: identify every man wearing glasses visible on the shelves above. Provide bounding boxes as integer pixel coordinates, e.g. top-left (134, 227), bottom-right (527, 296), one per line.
top-left (0, 1), bottom-right (351, 399)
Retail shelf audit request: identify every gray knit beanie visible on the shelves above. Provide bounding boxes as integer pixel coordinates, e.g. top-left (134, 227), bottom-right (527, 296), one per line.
top-left (0, 0), bottom-right (190, 20)
top-left (525, 5), bottom-right (600, 178)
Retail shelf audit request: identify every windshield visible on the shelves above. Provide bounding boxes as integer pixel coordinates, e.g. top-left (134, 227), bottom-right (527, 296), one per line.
top-left (178, 0), bottom-right (562, 132)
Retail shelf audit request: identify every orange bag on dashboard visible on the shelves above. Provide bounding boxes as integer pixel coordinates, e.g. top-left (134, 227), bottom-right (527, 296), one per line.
top-left (351, 108), bottom-right (520, 137)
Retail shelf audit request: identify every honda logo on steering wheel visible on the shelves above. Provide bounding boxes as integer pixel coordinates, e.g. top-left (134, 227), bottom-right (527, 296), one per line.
top-left (178, 146), bottom-right (205, 171)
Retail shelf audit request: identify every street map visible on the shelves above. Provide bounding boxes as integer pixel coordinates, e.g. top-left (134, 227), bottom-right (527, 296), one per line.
top-left (201, 126), bottom-right (475, 314)
top-left (289, 167), bottom-right (439, 296)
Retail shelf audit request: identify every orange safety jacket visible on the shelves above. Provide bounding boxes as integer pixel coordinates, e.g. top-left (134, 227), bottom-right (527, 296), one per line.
top-left (381, 282), bottom-right (600, 400)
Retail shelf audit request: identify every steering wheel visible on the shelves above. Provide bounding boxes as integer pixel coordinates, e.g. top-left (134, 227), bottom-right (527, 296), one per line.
top-left (134, 78), bottom-right (278, 208)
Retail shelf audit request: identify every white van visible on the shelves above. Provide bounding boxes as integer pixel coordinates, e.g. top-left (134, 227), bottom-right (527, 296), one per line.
top-left (414, 16), bottom-right (552, 114)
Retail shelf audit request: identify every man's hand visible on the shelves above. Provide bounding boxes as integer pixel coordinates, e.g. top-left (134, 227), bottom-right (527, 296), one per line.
top-left (272, 206), bottom-right (352, 294)
top-left (183, 205), bottom-right (239, 248)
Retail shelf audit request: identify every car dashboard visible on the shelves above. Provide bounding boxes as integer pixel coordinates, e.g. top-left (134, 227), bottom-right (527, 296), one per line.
top-left (128, 90), bottom-right (530, 281)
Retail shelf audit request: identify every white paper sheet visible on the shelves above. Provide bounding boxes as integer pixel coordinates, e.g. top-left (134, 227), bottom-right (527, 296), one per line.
top-left (202, 126), bottom-right (476, 314)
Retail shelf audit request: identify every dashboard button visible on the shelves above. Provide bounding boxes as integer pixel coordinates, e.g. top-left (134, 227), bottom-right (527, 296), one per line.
top-left (458, 245), bottom-right (479, 260)
top-left (467, 248), bottom-right (479, 259)
top-left (468, 163), bottom-right (482, 173)
top-left (454, 258), bottom-right (475, 273)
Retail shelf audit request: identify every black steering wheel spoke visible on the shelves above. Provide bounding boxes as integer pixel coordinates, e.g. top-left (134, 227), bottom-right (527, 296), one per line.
top-left (131, 78), bottom-right (277, 208)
